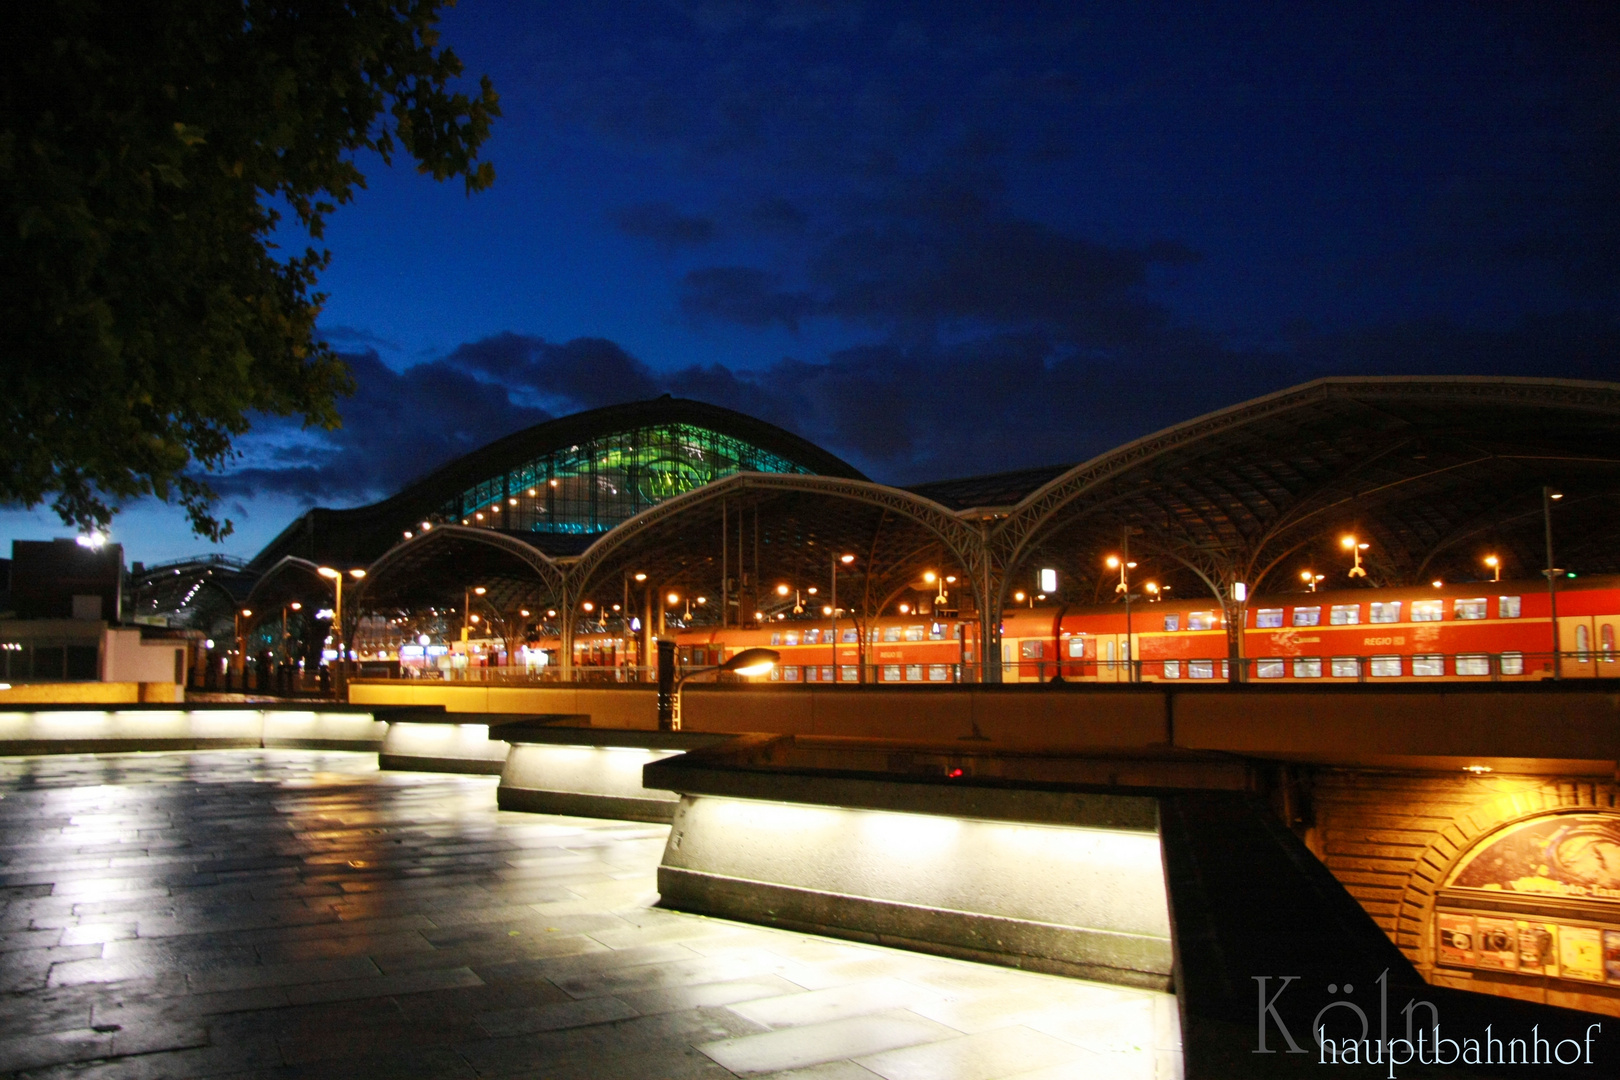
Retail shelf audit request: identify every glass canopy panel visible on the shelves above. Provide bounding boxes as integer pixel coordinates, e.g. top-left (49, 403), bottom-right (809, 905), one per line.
top-left (438, 423), bottom-right (814, 536)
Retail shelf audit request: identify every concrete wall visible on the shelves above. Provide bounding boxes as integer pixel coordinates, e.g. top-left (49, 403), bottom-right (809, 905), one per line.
top-left (348, 681), bottom-right (657, 729)
top-left (379, 722), bottom-right (510, 774)
top-left (498, 743), bottom-right (683, 821)
top-left (103, 629), bottom-right (185, 685)
top-left (0, 682), bottom-right (180, 705)
top-left (658, 792), bottom-right (1172, 987)
top-left (0, 707), bottom-right (386, 753)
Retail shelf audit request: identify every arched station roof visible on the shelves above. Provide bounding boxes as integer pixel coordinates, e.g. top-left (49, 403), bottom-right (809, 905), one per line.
top-left (998, 376), bottom-right (1620, 600)
top-left (246, 396), bottom-right (865, 574)
top-left (235, 376), bottom-right (1620, 638)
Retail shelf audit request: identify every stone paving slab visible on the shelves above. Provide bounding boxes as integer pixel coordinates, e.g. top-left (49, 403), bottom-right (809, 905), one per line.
top-left (0, 750), bottom-right (1179, 1078)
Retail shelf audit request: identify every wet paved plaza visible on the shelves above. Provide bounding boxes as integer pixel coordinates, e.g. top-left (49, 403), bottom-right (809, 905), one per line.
top-left (0, 751), bottom-right (1180, 1079)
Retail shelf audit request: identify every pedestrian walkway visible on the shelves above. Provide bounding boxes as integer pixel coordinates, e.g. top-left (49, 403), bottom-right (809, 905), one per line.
top-left (0, 750), bottom-right (1180, 1078)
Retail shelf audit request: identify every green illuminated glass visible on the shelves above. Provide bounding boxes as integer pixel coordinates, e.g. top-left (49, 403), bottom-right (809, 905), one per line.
top-left (439, 423), bottom-right (813, 535)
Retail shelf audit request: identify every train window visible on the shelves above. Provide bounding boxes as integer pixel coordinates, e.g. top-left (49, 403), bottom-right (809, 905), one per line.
top-left (1500, 652), bottom-right (1524, 675)
top-left (1371, 655), bottom-right (1402, 677)
top-left (841, 665), bottom-right (858, 681)
top-left (1329, 604), bottom-right (1360, 625)
top-left (803, 665), bottom-right (818, 682)
top-left (1256, 609), bottom-right (1284, 629)
top-left (1602, 624), bottom-right (1615, 661)
top-left (905, 664), bottom-right (923, 681)
top-left (770, 632), bottom-right (782, 645)
top-left (1293, 657), bottom-right (1323, 678)
top-left (905, 625), bottom-right (926, 642)
top-left (1189, 611), bottom-right (1217, 630)
top-left (882, 664), bottom-right (901, 681)
top-left (1221, 659), bottom-right (1230, 679)
top-left (1068, 637), bottom-right (1086, 658)
top-left (1020, 640), bottom-right (1043, 659)
top-left (1163, 614), bottom-right (1180, 631)
top-left (1498, 596), bottom-right (1521, 618)
top-left (930, 623), bottom-right (946, 640)
top-left (784, 631), bottom-right (800, 646)
top-left (768, 667), bottom-right (780, 680)
top-left (803, 628), bottom-right (821, 644)
top-left (820, 666), bottom-right (835, 681)
top-left (1255, 658), bottom-right (1285, 678)
top-left (1331, 656), bottom-right (1361, 678)
top-left (1293, 607), bottom-right (1322, 627)
top-left (842, 628), bottom-right (859, 643)
top-left (1575, 623), bottom-right (1590, 662)
top-left (1456, 655), bottom-right (1490, 676)
top-left (1369, 602), bottom-right (1401, 624)
top-left (883, 626), bottom-right (902, 642)
top-left (1162, 660), bottom-right (1181, 678)
top-left (783, 665), bottom-right (801, 681)
top-left (1189, 659), bottom-right (1215, 679)
top-left (1412, 655), bottom-right (1444, 677)
top-left (1411, 600), bottom-right (1443, 622)
top-left (929, 664), bottom-right (950, 681)
top-left (691, 649), bottom-right (707, 666)
top-left (1454, 598), bottom-right (1487, 620)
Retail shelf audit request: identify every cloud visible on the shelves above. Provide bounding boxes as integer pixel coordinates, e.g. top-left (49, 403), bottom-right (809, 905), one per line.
top-left (680, 267), bottom-right (817, 331)
top-left (609, 201), bottom-right (718, 249)
top-left (748, 197), bottom-right (810, 231)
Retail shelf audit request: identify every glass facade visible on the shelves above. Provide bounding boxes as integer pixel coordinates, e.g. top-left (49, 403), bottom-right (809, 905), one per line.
top-left (437, 423), bottom-right (815, 537)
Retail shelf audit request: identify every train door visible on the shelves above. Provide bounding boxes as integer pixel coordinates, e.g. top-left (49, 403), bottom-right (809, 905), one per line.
top-left (1558, 616), bottom-right (1597, 679)
top-left (1097, 635), bottom-right (1129, 682)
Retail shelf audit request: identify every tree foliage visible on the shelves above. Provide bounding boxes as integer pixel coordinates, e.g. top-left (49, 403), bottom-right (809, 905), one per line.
top-left (1, 1), bottom-right (498, 539)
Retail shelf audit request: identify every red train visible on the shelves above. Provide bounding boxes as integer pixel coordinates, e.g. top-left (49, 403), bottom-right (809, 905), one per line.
top-left (649, 574), bottom-right (1620, 684)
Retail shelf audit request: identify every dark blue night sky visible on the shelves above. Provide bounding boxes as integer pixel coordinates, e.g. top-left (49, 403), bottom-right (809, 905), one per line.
top-left (7, 1), bottom-right (1617, 561)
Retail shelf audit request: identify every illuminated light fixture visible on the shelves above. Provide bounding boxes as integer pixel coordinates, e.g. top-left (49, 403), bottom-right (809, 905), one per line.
top-left (582, 601), bottom-right (594, 612)
top-left (1464, 765), bottom-right (1493, 774)
top-left (0, 684), bottom-right (9, 691)
top-left (634, 572), bottom-right (647, 582)
top-left (403, 530), bottom-right (413, 539)
top-left (241, 608), bottom-right (253, 618)
top-left (754, 610), bottom-right (765, 621)
top-left (1484, 554), bottom-right (1500, 582)
top-left (1342, 534), bottom-right (1369, 578)
top-left (1035, 594), bottom-right (1047, 601)
top-left (667, 592), bottom-right (681, 606)
top-left (776, 584), bottom-right (791, 596)
top-left (721, 647), bottom-right (779, 678)
top-left (546, 609), bottom-right (557, 617)
top-left (840, 554), bottom-right (855, 564)
top-left (924, 571), bottom-right (937, 583)
top-left (528, 488), bottom-right (537, 496)
top-left (473, 586), bottom-right (486, 595)
top-left (1231, 582), bottom-right (1247, 603)
top-left (75, 532), bottom-right (108, 549)
top-left (469, 614), bottom-right (480, 623)
top-left (475, 513), bottom-right (484, 520)
top-left (612, 604), bottom-right (621, 612)
top-left (898, 603), bottom-right (910, 614)
top-left (520, 609), bottom-right (529, 617)
top-left (422, 521), bottom-right (431, 530)
top-left (550, 479), bottom-right (559, 487)
top-left (1550, 491), bottom-right (1563, 500)
top-left (807, 586), bottom-right (818, 595)
top-left (289, 602), bottom-right (301, 611)
top-left (418, 634), bottom-right (430, 646)
top-left (1013, 591), bottom-right (1026, 603)
top-left (822, 605), bottom-right (833, 616)
top-left (1432, 580), bottom-right (1444, 588)
top-left (508, 498), bottom-right (518, 506)
top-left (696, 596), bottom-right (707, 605)
top-left (1039, 568), bottom-right (1058, 593)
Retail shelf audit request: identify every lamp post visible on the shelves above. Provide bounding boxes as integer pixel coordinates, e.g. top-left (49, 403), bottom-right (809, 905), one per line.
top-left (1341, 535), bottom-right (1369, 578)
top-left (1106, 550), bottom-right (1138, 682)
top-left (1484, 555), bottom-right (1501, 583)
top-left (831, 553), bottom-right (854, 681)
top-left (234, 608), bottom-right (253, 685)
top-left (318, 567), bottom-right (366, 667)
top-left (662, 647), bottom-right (779, 730)
top-left (462, 585), bottom-right (487, 642)
top-left (1544, 487), bottom-right (1562, 679)
top-left (1301, 570), bottom-right (1324, 592)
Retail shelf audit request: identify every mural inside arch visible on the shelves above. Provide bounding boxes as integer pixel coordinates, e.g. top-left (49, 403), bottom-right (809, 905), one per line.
top-left (1434, 812), bottom-right (1620, 986)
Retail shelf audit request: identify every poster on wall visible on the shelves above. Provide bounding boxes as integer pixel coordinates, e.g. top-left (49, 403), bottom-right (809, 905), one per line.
top-left (1473, 916), bottom-right (1519, 971)
top-left (1516, 921), bottom-right (1559, 977)
top-left (1446, 813), bottom-right (1620, 902)
top-left (1436, 913), bottom-right (1476, 966)
top-left (1605, 930), bottom-right (1620, 983)
top-left (1559, 926), bottom-right (1605, 982)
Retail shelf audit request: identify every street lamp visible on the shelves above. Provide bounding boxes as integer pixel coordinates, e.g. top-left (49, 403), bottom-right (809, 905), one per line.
top-left (1341, 535), bottom-right (1369, 578)
top-left (831, 554), bottom-right (854, 682)
top-left (667, 647), bottom-right (779, 729)
top-left (462, 584), bottom-right (487, 642)
top-left (1106, 553), bottom-right (1138, 681)
top-left (1484, 554), bottom-right (1501, 582)
top-left (1301, 570), bottom-right (1325, 592)
top-left (1544, 487), bottom-right (1563, 679)
top-left (317, 567), bottom-right (365, 662)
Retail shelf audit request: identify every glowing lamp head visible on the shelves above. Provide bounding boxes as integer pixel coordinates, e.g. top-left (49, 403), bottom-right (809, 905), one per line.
top-left (1105, 555), bottom-right (1120, 569)
top-left (318, 566), bottom-right (339, 579)
top-left (520, 609), bottom-right (529, 617)
top-left (1484, 555), bottom-right (1499, 567)
top-left (633, 572), bottom-right (647, 582)
top-left (473, 586), bottom-right (486, 595)
top-left (581, 601), bottom-right (594, 612)
top-left (840, 554), bottom-right (855, 564)
top-left (923, 571), bottom-right (937, 583)
top-left (350, 569), bottom-right (365, 579)
top-left (1013, 591), bottom-right (1026, 602)
top-left (776, 584), bottom-right (790, 596)
top-left (696, 596), bottom-right (707, 605)
top-left (722, 647), bottom-right (779, 678)
top-left (240, 609), bottom-right (252, 618)
top-left (898, 603), bottom-right (910, 614)
top-left (822, 605), bottom-right (833, 615)
top-left (667, 592), bottom-right (680, 605)
top-left (289, 602), bottom-right (301, 611)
